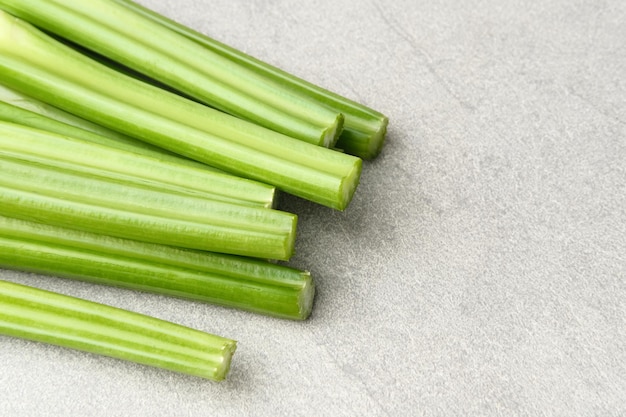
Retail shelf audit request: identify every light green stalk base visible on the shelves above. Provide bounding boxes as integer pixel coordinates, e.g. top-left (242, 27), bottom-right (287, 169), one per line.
top-left (0, 116), bottom-right (276, 208)
top-left (0, 0), bottom-right (343, 147)
top-left (0, 215), bottom-right (314, 319)
top-left (0, 11), bottom-right (361, 210)
top-left (0, 279), bottom-right (236, 380)
top-left (114, 0), bottom-right (389, 158)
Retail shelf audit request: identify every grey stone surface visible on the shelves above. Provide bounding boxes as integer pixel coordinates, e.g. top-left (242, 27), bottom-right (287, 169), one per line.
top-left (1, 0), bottom-right (625, 415)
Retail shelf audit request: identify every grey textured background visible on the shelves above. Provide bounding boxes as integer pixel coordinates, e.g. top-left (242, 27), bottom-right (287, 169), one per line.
top-left (1, 0), bottom-right (625, 415)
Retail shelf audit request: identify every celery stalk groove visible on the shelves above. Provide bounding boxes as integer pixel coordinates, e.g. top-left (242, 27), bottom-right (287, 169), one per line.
top-left (0, 215), bottom-right (314, 320)
top-left (0, 279), bottom-right (236, 380)
top-left (0, 11), bottom-right (361, 210)
top-left (0, 0), bottom-right (344, 147)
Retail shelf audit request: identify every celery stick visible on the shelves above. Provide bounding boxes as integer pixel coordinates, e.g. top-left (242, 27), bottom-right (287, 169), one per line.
top-left (0, 0), bottom-right (343, 147)
top-left (0, 215), bottom-right (314, 320)
top-left (0, 11), bottom-right (361, 210)
top-left (0, 83), bottom-right (226, 174)
top-left (0, 82), bottom-right (172, 156)
top-left (0, 279), bottom-right (236, 380)
top-left (0, 155), bottom-right (296, 260)
top-left (0, 119), bottom-right (276, 208)
top-left (114, 0), bottom-right (388, 159)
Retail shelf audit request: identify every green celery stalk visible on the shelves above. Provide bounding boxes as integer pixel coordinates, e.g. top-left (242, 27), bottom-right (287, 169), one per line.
top-left (0, 279), bottom-right (236, 380)
top-left (0, 82), bottom-right (227, 174)
top-left (0, 154), bottom-right (296, 260)
top-left (0, 215), bottom-right (314, 320)
top-left (0, 117), bottom-right (277, 208)
top-left (0, 0), bottom-right (344, 147)
top-left (0, 11), bottom-right (361, 210)
top-left (0, 82), bottom-right (180, 158)
top-left (114, 0), bottom-right (388, 159)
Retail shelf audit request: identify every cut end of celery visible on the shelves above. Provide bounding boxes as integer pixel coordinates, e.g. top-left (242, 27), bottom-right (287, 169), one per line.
top-left (366, 116), bottom-right (389, 159)
top-left (261, 186), bottom-right (279, 209)
top-left (336, 115), bottom-right (389, 160)
top-left (337, 157), bottom-right (363, 211)
top-left (297, 271), bottom-right (315, 320)
top-left (320, 112), bottom-right (345, 148)
top-left (210, 340), bottom-right (237, 381)
top-left (270, 188), bottom-right (281, 209)
top-left (282, 213), bottom-right (298, 260)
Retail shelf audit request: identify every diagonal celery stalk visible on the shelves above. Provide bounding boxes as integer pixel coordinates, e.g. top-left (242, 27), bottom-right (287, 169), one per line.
top-left (0, 279), bottom-right (236, 380)
top-left (0, 118), bottom-right (277, 208)
top-left (113, 0), bottom-right (388, 159)
top-left (0, 11), bottom-right (361, 210)
top-left (0, 82), bottom-right (183, 159)
top-left (0, 155), bottom-right (296, 260)
top-left (0, 0), bottom-right (343, 147)
top-left (0, 83), bottom-right (236, 180)
top-left (0, 215), bottom-right (314, 320)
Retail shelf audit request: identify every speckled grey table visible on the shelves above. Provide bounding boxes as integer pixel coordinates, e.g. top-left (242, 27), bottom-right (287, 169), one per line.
top-left (1, 1), bottom-right (625, 416)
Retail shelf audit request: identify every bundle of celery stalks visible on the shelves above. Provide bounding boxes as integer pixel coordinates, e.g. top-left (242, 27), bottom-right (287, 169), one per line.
top-left (0, 0), bottom-right (387, 381)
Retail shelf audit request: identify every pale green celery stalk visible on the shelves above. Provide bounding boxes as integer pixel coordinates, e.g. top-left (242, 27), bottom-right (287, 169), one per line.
top-left (0, 118), bottom-right (276, 208)
top-left (0, 82), bottom-right (172, 156)
top-left (114, 0), bottom-right (389, 159)
top-left (0, 216), bottom-right (314, 320)
top-left (0, 279), bottom-right (236, 380)
top-left (0, 11), bottom-right (361, 210)
top-left (0, 155), bottom-right (296, 260)
top-left (0, 82), bottom-right (223, 173)
top-left (0, 0), bottom-right (343, 147)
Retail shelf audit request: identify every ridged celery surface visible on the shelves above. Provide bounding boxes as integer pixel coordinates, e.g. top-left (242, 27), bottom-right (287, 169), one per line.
top-left (0, 82), bottom-right (184, 160)
top-left (114, 0), bottom-right (388, 159)
top-left (0, 279), bottom-right (236, 380)
top-left (0, 83), bottom-right (235, 176)
top-left (0, 11), bottom-right (361, 210)
top-left (0, 154), bottom-right (296, 260)
top-left (0, 118), bottom-right (276, 208)
top-left (0, 216), bottom-right (314, 320)
top-left (0, 0), bottom-right (343, 147)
